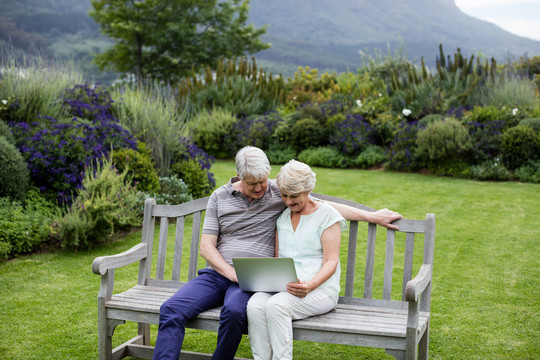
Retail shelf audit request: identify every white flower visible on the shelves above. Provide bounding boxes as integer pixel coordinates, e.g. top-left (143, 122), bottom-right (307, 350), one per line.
top-left (378, 93), bottom-right (382, 97)
top-left (1, 100), bottom-right (7, 105)
top-left (402, 108), bottom-right (412, 116)
top-left (356, 99), bottom-right (362, 107)
top-left (512, 108), bottom-right (519, 116)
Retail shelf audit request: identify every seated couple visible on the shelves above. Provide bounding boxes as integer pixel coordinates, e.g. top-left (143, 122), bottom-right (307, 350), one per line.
top-left (152, 146), bottom-right (402, 360)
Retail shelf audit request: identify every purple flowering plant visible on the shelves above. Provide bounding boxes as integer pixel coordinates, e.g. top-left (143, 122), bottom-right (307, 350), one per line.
top-left (329, 113), bottom-right (374, 156)
top-left (10, 84), bottom-right (137, 204)
top-left (223, 111), bottom-right (283, 154)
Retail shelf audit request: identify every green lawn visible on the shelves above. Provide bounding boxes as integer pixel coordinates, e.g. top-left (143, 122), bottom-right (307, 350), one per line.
top-left (1, 160), bottom-right (539, 359)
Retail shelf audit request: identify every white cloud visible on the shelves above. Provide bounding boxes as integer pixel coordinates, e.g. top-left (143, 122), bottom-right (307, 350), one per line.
top-left (455, 0), bottom-right (540, 9)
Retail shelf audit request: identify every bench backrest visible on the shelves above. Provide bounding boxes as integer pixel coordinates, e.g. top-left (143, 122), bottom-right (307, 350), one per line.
top-left (138, 195), bottom-right (435, 311)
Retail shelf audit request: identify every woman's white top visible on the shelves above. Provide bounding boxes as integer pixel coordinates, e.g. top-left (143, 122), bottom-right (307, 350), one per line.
top-left (276, 202), bottom-right (347, 301)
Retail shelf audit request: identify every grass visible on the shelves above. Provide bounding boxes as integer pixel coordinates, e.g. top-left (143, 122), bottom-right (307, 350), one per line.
top-left (1, 160), bottom-right (539, 359)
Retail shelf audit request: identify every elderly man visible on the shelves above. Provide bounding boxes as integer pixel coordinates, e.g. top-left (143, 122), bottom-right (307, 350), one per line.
top-left (152, 146), bottom-right (401, 360)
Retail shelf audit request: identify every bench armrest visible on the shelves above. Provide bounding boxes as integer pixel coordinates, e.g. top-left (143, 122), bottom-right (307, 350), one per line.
top-left (405, 264), bottom-right (432, 302)
top-left (92, 243), bottom-right (148, 275)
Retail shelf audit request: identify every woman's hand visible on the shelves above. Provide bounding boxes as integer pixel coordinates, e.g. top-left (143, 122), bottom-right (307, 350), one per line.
top-left (287, 280), bottom-right (312, 298)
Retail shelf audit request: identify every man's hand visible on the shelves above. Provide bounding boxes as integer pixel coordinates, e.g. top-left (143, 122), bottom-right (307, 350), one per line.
top-left (371, 208), bottom-right (402, 230)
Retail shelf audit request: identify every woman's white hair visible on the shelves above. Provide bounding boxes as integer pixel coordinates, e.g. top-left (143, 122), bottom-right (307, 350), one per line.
top-left (235, 146), bottom-right (271, 180)
top-left (276, 159), bottom-right (316, 194)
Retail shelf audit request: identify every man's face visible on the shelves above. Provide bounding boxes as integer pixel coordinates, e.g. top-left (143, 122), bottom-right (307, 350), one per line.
top-left (241, 176), bottom-right (268, 200)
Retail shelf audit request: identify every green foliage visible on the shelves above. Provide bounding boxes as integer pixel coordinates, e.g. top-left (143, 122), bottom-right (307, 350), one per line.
top-left (0, 189), bottom-right (56, 259)
top-left (187, 108), bottom-right (238, 158)
top-left (388, 45), bottom-right (497, 118)
top-left (0, 135), bottom-right (29, 202)
top-left (500, 125), bottom-right (540, 170)
top-left (418, 113), bottom-right (444, 127)
top-left (266, 143), bottom-right (296, 165)
top-left (90, 0), bottom-right (269, 83)
top-left (289, 118), bottom-right (327, 153)
top-left (179, 57), bottom-right (285, 115)
top-left (297, 146), bottom-right (350, 168)
top-left (0, 120), bottom-right (15, 144)
top-left (519, 118), bottom-right (540, 133)
top-left (474, 76), bottom-right (537, 108)
top-left (470, 158), bottom-right (511, 181)
top-left (111, 142), bottom-right (160, 193)
top-left (387, 121), bottom-right (423, 172)
top-left (53, 158), bottom-right (144, 249)
top-left (464, 105), bottom-right (517, 126)
top-left (355, 145), bottom-right (387, 169)
top-left (111, 82), bottom-right (191, 175)
top-left (171, 159), bottom-right (214, 199)
top-left (0, 51), bottom-right (82, 123)
top-left (416, 118), bottom-right (472, 166)
top-left (514, 160), bottom-right (540, 183)
top-left (147, 175), bottom-right (193, 205)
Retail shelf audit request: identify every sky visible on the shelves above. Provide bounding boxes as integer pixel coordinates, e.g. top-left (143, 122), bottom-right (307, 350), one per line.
top-left (454, 0), bottom-right (540, 41)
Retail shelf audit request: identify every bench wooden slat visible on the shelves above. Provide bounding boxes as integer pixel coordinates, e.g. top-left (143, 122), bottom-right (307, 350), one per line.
top-left (344, 220), bottom-right (358, 297)
top-left (383, 229), bottom-right (396, 300)
top-left (156, 217), bottom-right (169, 280)
top-left (402, 232), bottom-right (416, 301)
top-left (364, 223), bottom-right (377, 299)
top-left (172, 216), bottom-right (185, 281)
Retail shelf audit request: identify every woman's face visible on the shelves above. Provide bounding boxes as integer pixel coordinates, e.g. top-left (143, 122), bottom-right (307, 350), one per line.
top-left (280, 191), bottom-right (310, 213)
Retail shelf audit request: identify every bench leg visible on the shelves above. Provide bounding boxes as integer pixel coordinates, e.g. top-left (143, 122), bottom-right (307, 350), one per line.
top-left (418, 322), bottom-right (430, 360)
top-left (386, 349), bottom-right (405, 360)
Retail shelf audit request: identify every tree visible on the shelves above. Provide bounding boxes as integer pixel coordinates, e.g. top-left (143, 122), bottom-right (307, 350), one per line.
top-left (89, 0), bottom-right (270, 84)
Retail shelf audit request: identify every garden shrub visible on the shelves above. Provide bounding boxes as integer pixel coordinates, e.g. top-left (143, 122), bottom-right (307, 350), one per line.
top-left (148, 175), bottom-right (193, 205)
top-left (63, 83), bottom-right (113, 120)
top-left (290, 118), bottom-right (327, 153)
top-left (419, 114), bottom-right (444, 127)
top-left (171, 159), bottom-right (214, 199)
top-left (0, 135), bottom-right (29, 202)
top-left (355, 145), bottom-right (387, 169)
top-left (387, 121), bottom-right (423, 172)
top-left (298, 147), bottom-right (350, 168)
top-left (0, 120), bottom-right (15, 144)
top-left (266, 143), bottom-right (296, 165)
top-left (519, 118), bottom-right (540, 133)
top-left (467, 120), bottom-right (505, 163)
top-left (0, 189), bottom-right (57, 259)
top-left (112, 142), bottom-right (160, 193)
top-left (53, 159), bottom-right (144, 250)
top-left (329, 113), bottom-right (372, 156)
top-left (173, 137), bottom-right (216, 194)
top-left (187, 108), bottom-right (238, 158)
top-left (369, 112), bottom-right (398, 147)
top-left (416, 118), bottom-right (472, 168)
top-left (223, 111), bottom-right (283, 154)
top-left (465, 105), bottom-right (517, 128)
top-left (10, 115), bottom-right (137, 204)
top-left (514, 160), bottom-right (540, 183)
top-left (500, 125), bottom-right (540, 170)
top-left (470, 159), bottom-right (511, 181)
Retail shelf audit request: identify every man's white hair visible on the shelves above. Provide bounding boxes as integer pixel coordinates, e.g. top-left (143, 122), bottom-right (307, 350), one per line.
top-left (235, 146), bottom-right (271, 180)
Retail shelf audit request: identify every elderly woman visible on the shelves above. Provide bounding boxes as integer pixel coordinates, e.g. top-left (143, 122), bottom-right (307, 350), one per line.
top-left (246, 159), bottom-right (347, 360)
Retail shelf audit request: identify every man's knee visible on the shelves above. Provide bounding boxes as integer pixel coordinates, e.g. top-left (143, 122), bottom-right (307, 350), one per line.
top-left (220, 302), bottom-right (247, 324)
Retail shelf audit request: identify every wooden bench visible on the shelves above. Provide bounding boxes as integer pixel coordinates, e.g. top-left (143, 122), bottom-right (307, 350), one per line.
top-left (92, 194), bottom-right (435, 360)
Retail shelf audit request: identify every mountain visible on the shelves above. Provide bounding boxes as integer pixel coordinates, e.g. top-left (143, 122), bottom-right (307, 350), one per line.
top-left (1, 0), bottom-right (539, 79)
top-left (247, 0), bottom-right (540, 74)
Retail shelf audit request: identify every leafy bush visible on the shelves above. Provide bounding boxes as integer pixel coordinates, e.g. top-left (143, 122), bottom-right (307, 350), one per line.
top-left (173, 137), bottom-right (216, 193)
top-left (298, 146), bottom-right (350, 168)
top-left (290, 118), bottom-right (327, 153)
top-left (387, 121), bottom-right (423, 172)
top-left (355, 145), bottom-right (387, 169)
top-left (514, 160), bottom-right (540, 183)
top-left (147, 176), bottom-right (193, 205)
top-left (223, 111), bottom-right (283, 154)
top-left (464, 105), bottom-right (517, 127)
top-left (329, 113), bottom-right (372, 156)
top-left (266, 143), bottom-right (296, 164)
top-left (470, 159), bottom-right (511, 181)
top-left (53, 159), bottom-right (144, 250)
top-left (474, 77), bottom-right (537, 108)
top-left (500, 125), bottom-right (540, 170)
top-left (0, 189), bottom-right (57, 259)
top-left (63, 83), bottom-right (113, 120)
top-left (466, 120), bottom-right (505, 163)
top-left (11, 115), bottom-right (137, 204)
top-left (111, 142), bottom-right (160, 193)
top-left (519, 118), bottom-right (540, 133)
top-left (171, 159), bottom-right (214, 199)
top-left (187, 108), bottom-right (238, 158)
top-left (416, 118), bottom-right (472, 167)
top-left (0, 120), bottom-right (15, 144)
top-left (0, 135), bottom-right (29, 202)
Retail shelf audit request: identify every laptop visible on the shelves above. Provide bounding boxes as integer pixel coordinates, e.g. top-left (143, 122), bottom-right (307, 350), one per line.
top-left (232, 257), bottom-right (298, 292)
